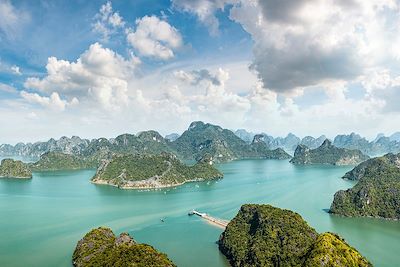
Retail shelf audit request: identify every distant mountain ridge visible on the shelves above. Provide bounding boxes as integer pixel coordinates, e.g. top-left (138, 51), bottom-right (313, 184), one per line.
top-left (233, 130), bottom-right (400, 156)
top-left (2, 124), bottom-right (399, 160)
top-left (390, 132), bottom-right (400, 142)
top-left (333, 132), bottom-right (400, 156)
top-left (233, 130), bottom-right (328, 152)
top-left (0, 121), bottom-right (291, 163)
top-left (234, 129), bottom-right (255, 144)
top-left (0, 136), bottom-right (90, 158)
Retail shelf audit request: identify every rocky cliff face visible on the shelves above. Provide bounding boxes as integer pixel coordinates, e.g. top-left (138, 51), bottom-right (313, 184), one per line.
top-left (290, 139), bottom-right (369, 165)
top-left (251, 134), bottom-right (265, 144)
top-left (291, 144), bottom-right (311, 164)
top-left (330, 153), bottom-right (400, 219)
top-left (219, 204), bottom-right (371, 267)
top-left (300, 135), bottom-right (327, 149)
top-left (72, 227), bottom-right (175, 267)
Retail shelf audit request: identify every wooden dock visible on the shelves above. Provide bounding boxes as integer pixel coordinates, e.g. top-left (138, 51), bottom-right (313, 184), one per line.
top-left (188, 210), bottom-right (229, 228)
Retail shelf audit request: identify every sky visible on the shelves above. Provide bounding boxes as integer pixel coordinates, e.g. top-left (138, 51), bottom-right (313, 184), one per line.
top-left (0, 0), bottom-right (400, 144)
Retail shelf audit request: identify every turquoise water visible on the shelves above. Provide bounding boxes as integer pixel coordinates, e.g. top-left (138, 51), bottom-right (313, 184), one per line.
top-left (0, 159), bottom-right (399, 267)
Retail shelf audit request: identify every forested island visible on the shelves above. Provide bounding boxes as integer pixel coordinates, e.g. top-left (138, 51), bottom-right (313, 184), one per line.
top-left (0, 159), bottom-right (32, 179)
top-left (330, 153), bottom-right (400, 219)
top-left (290, 139), bottom-right (369, 165)
top-left (0, 121), bottom-right (293, 188)
top-left (73, 227), bottom-right (175, 267)
top-left (219, 204), bottom-right (371, 267)
top-left (92, 153), bottom-right (223, 189)
top-left (30, 152), bottom-right (97, 171)
top-left (0, 152), bottom-right (97, 179)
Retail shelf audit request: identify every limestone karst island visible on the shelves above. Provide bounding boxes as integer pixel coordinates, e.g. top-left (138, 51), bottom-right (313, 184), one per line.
top-left (1, 1), bottom-right (400, 266)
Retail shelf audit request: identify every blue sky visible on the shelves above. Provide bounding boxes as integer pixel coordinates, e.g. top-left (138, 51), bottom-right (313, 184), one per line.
top-left (1, 0), bottom-right (400, 143)
top-left (0, 0), bottom-right (251, 87)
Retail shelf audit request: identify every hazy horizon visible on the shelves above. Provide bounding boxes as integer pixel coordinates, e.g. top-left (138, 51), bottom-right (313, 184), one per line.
top-left (0, 119), bottom-right (397, 146)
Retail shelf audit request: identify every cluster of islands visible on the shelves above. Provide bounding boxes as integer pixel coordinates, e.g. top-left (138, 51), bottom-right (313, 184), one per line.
top-left (72, 204), bottom-right (371, 267)
top-left (1, 121), bottom-right (399, 266)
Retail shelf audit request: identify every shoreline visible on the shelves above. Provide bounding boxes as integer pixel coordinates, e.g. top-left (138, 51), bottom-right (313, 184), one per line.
top-left (0, 175), bottom-right (32, 179)
top-left (202, 216), bottom-right (229, 229)
top-left (189, 210), bottom-right (229, 229)
top-left (91, 177), bottom-right (222, 190)
top-left (329, 212), bottom-right (400, 221)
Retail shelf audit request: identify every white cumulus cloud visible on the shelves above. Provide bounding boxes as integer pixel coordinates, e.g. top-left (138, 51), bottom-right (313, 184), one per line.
top-left (229, 0), bottom-right (400, 92)
top-left (24, 42), bottom-right (139, 110)
top-left (173, 0), bottom-right (400, 94)
top-left (20, 91), bottom-right (78, 112)
top-left (126, 15), bottom-right (183, 60)
top-left (92, 1), bottom-right (125, 40)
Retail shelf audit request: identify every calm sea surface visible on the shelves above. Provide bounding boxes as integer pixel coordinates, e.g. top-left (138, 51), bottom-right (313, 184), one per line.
top-left (0, 159), bottom-right (399, 267)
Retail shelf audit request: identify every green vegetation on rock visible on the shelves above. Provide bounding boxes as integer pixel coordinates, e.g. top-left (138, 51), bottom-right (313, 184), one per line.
top-left (82, 131), bottom-right (176, 159)
top-left (0, 121), bottom-right (294, 164)
top-left (290, 139), bottom-right (369, 166)
top-left (219, 204), bottom-right (318, 267)
top-left (0, 152), bottom-right (97, 178)
top-left (72, 227), bottom-right (175, 267)
top-left (171, 121), bottom-right (291, 163)
top-left (31, 152), bottom-right (97, 171)
top-left (92, 153), bottom-right (223, 189)
top-left (304, 232), bottom-right (371, 267)
top-left (330, 153), bottom-right (400, 219)
top-left (0, 159), bottom-right (32, 178)
top-left (342, 153), bottom-right (400, 181)
top-left (219, 204), bottom-right (371, 267)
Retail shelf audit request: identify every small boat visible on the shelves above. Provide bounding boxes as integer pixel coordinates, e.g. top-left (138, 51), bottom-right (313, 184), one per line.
top-left (160, 218), bottom-right (165, 222)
